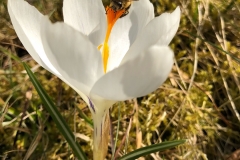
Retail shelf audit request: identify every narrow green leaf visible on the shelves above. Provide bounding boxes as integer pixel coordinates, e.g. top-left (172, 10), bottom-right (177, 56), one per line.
top-left (0, 46), bottom-right (21, 62)
top-left (74, 103), bottom-right (93, 128)
top-left (119, 139), bottom-right (186, 160)
top-left (23, 63), bottom-right (87, 160)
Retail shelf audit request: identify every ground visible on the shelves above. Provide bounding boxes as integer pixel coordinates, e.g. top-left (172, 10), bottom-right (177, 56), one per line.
top-left (1, 0), bottom-right (240, 159)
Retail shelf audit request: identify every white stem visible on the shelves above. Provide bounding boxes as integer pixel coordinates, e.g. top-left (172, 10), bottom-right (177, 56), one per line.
top-left (88, 95), bottom-right (116, 160)
top-left (93, 112), bottom-right (110, 160)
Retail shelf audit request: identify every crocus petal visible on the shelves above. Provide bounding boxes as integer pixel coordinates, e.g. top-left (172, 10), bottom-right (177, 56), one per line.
top-left (63, 0), bottom-right (106, 46)
top-left (107, 0), bottom-right (154, 71)
top-left (90, 46), bottom-right (174, 101)
top-left (156, 7), bottom-right (181, 45)
top-left (106, 18), bottom-right (132, 72)
top-left (124, 7), bottom-right (180, 61)
top-left (8, 0), bottom-right (91, 108)
top-left (8, 0), bottom-right (60, 76)
top-left (40, 17), bottom-right (104, 95)
top-left (129, 0), bottom-right (154, 33)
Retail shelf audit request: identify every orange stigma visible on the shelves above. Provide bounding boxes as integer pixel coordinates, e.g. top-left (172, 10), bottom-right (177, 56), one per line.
top-left (101, 7), bottom-right (125, 73)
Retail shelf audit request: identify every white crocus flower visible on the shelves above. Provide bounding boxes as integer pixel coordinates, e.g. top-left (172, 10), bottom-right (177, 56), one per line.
top-left (8, 0), bottom-right (180, 159)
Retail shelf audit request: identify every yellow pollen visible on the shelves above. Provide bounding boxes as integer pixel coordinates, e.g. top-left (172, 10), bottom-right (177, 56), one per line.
top-left (102, 7), bottom-right (125, 73)
top-left (98, 44), bottom-right (103, 50)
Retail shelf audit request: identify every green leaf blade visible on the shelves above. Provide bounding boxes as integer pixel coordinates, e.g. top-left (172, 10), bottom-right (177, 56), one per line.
top-left (119, 140), bottom-right (186, 160)
top-left (23, 63), bottom-right (87, 160)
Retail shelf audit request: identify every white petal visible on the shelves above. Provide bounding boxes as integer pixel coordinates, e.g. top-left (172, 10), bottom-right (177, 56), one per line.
top-left (90, 46), bottom-right (174, 101)
top-left (63, 0), bottom-right (106, 46)
top-left (123, 7), bottom-right (180, 62)
top-left (130, 0), bottom-right (155, 32)
top-left (8, 0), bottom-right (92, 108)
top-left (8, 0), bottom-right (60, 76)
top-left (107, 0), bottom-right (154, 71)
top-left (157, 7), bottom-right (181, 45)
top-left (40, 17), bottom-right (104, 95)
top-left (107, 19), bottom-right (132, 72)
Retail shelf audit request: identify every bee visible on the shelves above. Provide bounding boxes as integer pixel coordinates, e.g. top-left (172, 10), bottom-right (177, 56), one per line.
top-left (108, 0), bottom-right (139, 18)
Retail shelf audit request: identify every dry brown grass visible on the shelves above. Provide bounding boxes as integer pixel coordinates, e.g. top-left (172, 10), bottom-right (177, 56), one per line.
top-left (1, 0), bottom-right (240, 159)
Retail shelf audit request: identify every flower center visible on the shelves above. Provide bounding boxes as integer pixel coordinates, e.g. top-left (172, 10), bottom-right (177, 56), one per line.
top-left (99, 7), bottom-right (125, 73)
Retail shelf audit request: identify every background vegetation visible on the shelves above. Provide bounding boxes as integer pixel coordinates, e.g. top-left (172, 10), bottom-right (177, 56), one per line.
top-left (1, 0), bottom-right (240, 159)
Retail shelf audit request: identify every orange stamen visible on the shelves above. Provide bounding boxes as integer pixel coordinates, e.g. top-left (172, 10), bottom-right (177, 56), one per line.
top-left (102, 7), bottom-right (125, 73)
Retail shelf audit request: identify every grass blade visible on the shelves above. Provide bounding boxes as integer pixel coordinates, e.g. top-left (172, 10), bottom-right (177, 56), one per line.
top-left (119, 139), bottom-right (186, 160)
top-left (23, 62), bottom-right (87, 160)
top-left (75, 103), bottom-right (93, 128)
top-left (184, 31), bottom-right (240, 63)
top-left (111, 103), bottom-right (121, 160)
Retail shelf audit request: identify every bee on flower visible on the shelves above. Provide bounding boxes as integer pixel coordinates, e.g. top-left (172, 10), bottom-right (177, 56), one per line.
top-left (8, 0), bottom-right (180, 159)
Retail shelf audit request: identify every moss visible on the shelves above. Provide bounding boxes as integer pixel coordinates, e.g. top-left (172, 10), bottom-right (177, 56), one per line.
top-left (1, 0), bottom-right (240, 159)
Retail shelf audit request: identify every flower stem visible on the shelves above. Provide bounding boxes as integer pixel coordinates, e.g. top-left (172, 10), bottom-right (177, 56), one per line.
top-left (93, 113), bottom-right (110, 160)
